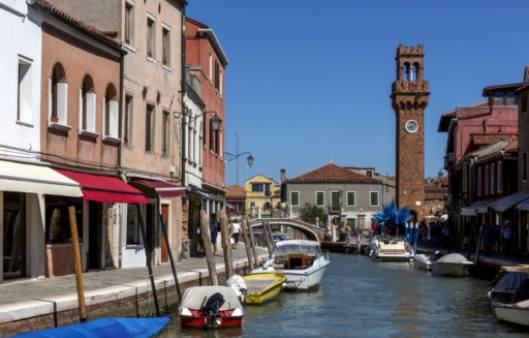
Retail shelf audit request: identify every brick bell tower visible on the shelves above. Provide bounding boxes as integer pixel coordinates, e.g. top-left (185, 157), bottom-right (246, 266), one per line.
top-left (391, 45), bottom-right (429, 220)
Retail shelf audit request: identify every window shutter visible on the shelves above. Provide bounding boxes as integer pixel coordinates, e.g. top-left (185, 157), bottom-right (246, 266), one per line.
top-left (78, 89), bottom-right (83, 130)
top-left (86, 92), bottom-right (96, 132)
top-left (57, 82), bottom-right (68, 125)
top-left (109, 100), bottom-right (119, 138)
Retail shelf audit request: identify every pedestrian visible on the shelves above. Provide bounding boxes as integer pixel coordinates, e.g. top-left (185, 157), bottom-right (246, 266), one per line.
top-left (502, 221), bottom-right (513, 257)
top-left (209, 213), bottom-right (219, 255)
top-left (231, 220), bottom-right (241, 245)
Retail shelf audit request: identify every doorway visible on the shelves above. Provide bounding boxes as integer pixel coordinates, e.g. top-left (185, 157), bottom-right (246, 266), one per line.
top-left (160, 204), bottom-right (169, 263)
top-left (3, 192), bottom-right (26, 279)
top-left (88, 201), bottom-right (103, 270)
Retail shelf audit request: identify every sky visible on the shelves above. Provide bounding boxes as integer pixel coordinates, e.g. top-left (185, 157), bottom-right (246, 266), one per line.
top-left (188, 0), bottom-right (529, 186)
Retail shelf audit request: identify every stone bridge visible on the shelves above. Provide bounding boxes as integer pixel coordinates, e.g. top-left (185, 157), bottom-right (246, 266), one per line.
top-left (248, 218), bottom-right (325, 243)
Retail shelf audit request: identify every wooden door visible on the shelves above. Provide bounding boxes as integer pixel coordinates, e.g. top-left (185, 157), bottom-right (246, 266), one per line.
top-left (160, 204), bottom-right (169, 263)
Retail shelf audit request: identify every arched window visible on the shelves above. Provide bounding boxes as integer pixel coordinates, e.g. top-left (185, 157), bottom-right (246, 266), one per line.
top-left (104, 84), bottom-right (119, 138)
top-left (50, 63), bottom-right (67, 125)
top-left (413, 62), bottom-right (420, 81)
top-left (80, 75), bottom-right (95, 132)
top-left (410, 63), bottom-right (418, 82)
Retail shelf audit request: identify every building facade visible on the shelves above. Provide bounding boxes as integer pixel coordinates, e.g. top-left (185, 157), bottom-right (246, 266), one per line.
top-left (391, 45), bottom-right (429, 220)
top-left (286, 164), bottom-right (385, 230)
top-left (226, 185), bottom-right (246, 218)
top-left (244, 175), bottom-right (280, 219)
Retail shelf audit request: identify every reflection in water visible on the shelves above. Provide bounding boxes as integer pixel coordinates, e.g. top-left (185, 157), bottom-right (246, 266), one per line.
top-left (159, 254), bottom-right (529, 338)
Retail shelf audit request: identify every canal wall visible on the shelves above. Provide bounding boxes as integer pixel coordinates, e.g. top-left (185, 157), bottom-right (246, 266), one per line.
top-left (0, 255), bottom-right (268, 336)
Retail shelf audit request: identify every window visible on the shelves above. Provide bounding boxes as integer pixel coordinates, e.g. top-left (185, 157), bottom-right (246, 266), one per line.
top-left (17, 56), bottom-right (33, 123)
top-left (347, 191), bottom-right (356, 207)
top-left (214, 61), bottom-right (220, 90)
top-left (497, 161), bottom-right (503, 193)
top-left (290, 191), bottom-right (300, 206)
top-left (209, 118), bottom-right (221, 154)
top-left (263, 202), bottom-right (271, 210)
top-left (490, 163), bottom-right (496, 194)
top-left (315, 191), bottom-right (324, 207)
top-left (208, 54), bottom-right (213, 80)
top-left (80, 75), bottom-right (95, 132)
top-left (199, 121), bottom-right (203, 165)
top-left (477, 166), bottom-right (483, 196)
top-left (506, 92), bottom-right (516, 105)
top-left (403, 63), bottom-right (410, 81)
top-left (45, 196), bottom-right (82, 244)
top-left (124, 2), bottom-right (134, 45)
top-left (522, 95), bottom-right (528, 113)
top-left (145, 103), bottom-right (155, 151)
top-left (162, 26), bottom-right (171, 66)
top-left (493, 92), bottom-right (503, 105)
top-left (50, 63), bottom-right (67, 125)
top-left (192, 119), bottom-right (198, 162)
top-left (162, 110), bottom-right (170, 157)
top-left (146, 16), bottom-right (155, 59)
top-left (219, 70), bottom-right (223, 96)
top-left (522, 153), bottom-right (527, 181)
top-left (126, 204), bottom-right (142, 246)
top-left (3, 192), bottom-right (26, 278)
top-left (331, 191), bottom-right (340, 212)
top-left (346, 218), bottom-right (356, 232)
top-left (104, 84), bottom-right (119, 138)
top-left (252, 183), bottom-right (270, 193)
top-left (124, 94), bottom-right (133, 145)
top-left (370, 191), bottom-right (379, 207)
top-left (485, 164), bottom-right (490, 195)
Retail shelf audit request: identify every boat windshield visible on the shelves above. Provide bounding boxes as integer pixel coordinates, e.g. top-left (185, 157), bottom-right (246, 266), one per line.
top-left (274, 244), bottom-right (320, 256)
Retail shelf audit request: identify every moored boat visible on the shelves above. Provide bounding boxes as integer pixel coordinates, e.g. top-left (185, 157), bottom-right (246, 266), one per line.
top-left (370, 236), bottom-right (414, 262)
top-left (179, 286), bottom-right (244, 329)
top-left (489, 272), bottom-right (529, 327)
top-left (413, 251), bottom-right (442, 271)
top-left (430, 253), bottom-right (474, 277)
top-left (15, 316), bottom-right (170, 338)
top-left (242, 273), bottom-right (286, 304)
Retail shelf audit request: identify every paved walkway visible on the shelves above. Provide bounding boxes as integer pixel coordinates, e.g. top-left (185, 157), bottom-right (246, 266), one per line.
top-left (0, 244), bottom-right (268, 324)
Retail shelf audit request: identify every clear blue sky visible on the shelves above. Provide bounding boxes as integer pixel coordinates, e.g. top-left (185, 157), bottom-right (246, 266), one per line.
top-left (188, 0), bottom-right (529, 186)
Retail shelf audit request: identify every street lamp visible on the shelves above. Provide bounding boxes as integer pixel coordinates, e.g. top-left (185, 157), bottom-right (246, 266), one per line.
top-left (225, 151), bottom-right (255, 185)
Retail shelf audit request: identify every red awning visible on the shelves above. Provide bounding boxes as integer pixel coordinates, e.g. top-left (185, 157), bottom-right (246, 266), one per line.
top-left (133, 179), bottom-right (186, 198)
top-left (55, 169), bottom-right (148, 204)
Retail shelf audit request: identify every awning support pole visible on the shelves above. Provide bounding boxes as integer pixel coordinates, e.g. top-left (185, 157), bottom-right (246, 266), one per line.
top-left (68, 206), bottom-right (87, 322)
top-left (158, 213), bottom-right (182, 302)
top-left (137, 204), bottom-right (161, 316)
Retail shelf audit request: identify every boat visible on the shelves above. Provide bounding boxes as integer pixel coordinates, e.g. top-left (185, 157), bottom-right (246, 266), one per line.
top-left (430, 253), bottom-right (474, 277)
top-left (489, 272), bottom-right (529, 327)
top-left (242, 273), bottom-right (286, 305)
top-left (257, 239), bottom-right (330, 291)
top-left (413, 251), bottom-right (443, 271)
top-left (179, 286), bottom-right (244, 329)
top-left (369, 236), bottom-right (414, 261)
top-left (15, 316), bottom-right (170, 338)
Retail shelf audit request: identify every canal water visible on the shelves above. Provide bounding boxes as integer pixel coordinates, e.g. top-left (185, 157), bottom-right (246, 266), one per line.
top-left (159, 254), bottom-right (529, 337)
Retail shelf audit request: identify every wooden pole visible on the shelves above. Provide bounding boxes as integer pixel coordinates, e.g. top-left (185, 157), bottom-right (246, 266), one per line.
top-left (158, 213), bottom-right (182, 302)
top-left (199, 209), bottom-right (218, 285)
top-left (68, 206), bottom-right (87, 322)
top-left (263, 222), bottom-right (274, 258)
top-left (241, 217), bottom-right (254, 270)
top-left (137, 205), bottom-right (161, 316)
top-left (219, 209), bottom-right (234, 278)
top-left (246, 218), bottom-right (259, 266)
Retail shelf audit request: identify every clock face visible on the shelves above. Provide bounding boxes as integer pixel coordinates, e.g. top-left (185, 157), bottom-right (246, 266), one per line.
top-left (405, 120), bottom-right (418, 133)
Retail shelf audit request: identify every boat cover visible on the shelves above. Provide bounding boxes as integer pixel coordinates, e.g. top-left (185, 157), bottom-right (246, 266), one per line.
top-left (491, 272), bottom-right (529, 304)
top-left (435, 253), bottom-right (470, 264)
top-left (15, 316), bottom-right (170, 338)
top-left (180, 286), bottom-right (242, 310)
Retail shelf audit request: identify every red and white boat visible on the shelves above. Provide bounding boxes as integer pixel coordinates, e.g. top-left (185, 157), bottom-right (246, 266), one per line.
top-left (179, 286), bottom-right (244, 329)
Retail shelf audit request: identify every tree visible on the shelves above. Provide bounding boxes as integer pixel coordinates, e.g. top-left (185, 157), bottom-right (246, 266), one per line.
top-left (299, 203), bottom-right (328, 225)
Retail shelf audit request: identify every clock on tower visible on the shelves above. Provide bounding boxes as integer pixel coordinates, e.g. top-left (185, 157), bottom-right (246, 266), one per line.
top-left (391, 45), bottom-right (430, 220)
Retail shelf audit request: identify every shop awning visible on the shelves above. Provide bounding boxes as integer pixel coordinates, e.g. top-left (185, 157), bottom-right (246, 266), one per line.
top-left (489, 191), bottom-right (529, 212)
top-left (55, 169), bottom-right (148, 204)
top-left (0, 160), bottom-right (82, 197)
top-left (461, 201), bottom-right (488, 216)
top-left (517, 199), bottom-right (529, 212)
top-left (131, 179), bottom-right (186, 198)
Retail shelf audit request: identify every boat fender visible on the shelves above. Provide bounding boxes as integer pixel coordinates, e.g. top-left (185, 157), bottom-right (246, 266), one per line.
top-left (226, 275), bottom-right (247, 301)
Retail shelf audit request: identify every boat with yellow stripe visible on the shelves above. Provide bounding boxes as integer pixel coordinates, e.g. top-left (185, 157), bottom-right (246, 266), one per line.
top-left (242, 273), bottom-right (286, 305)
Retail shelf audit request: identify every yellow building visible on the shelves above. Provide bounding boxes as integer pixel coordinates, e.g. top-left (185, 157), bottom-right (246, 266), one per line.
top-left (245, 175), bottom-right (281, 218)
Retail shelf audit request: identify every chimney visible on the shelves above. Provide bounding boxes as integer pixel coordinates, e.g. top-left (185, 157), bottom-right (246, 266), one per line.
top-left (280, 168), bottom-right (286, 184)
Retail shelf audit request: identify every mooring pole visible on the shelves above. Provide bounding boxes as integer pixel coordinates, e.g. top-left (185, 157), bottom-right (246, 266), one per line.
top-left (158, 213), bottom-right (182, 302)
top-left (199, 209), bottom-right (218, 285)
top-left (137, 204), bottom-right (160, 316)
top-left (263, 222), bottom-right (274, 258)
top-left (68, 206), bottom-right (87, 322)
top-left (246, 218), bottom-right (260, 266)
top-left (241, 217), bottom-right (254, 270)
top-left (219, 209), bottom-right (234, 278)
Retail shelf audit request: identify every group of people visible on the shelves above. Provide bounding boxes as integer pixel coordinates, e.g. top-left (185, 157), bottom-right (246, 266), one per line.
top-left (200, 214), bottom-right (242, 256)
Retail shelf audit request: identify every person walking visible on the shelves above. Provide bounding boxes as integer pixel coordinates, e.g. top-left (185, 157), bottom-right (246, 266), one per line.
top-left (209, 213), bottom-right (219, 255)
top-left (231, 220), bottom-right (241, 245)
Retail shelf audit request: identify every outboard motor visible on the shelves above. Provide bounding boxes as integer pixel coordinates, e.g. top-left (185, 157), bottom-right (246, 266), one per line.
top-left (201, 292), bottom-right (225, 328)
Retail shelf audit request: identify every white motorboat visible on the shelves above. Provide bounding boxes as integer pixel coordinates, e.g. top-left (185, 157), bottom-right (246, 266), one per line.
top-left (430, 253), bottom-right (474, 277)
top-left (489, 272), bottom-right (529, 327)
top-left (254, 239), bottom-right (330, 291)
top-left (413, 251), bottom-right (442, 271)
top-left (369, 236), bottom-right (414, 262)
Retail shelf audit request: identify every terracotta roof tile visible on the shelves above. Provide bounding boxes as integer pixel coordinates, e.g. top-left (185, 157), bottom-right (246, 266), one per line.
top-left (226, 185), bottom-right (246, 199)
top-left (288, 163), bottom-right (380, 184)
top-left (34, 0), bottom-right (123, 50)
